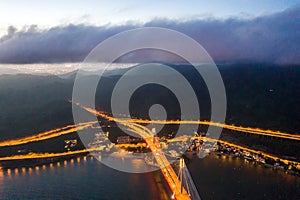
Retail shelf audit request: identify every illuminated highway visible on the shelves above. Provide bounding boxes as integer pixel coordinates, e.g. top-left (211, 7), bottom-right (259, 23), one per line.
top-left (185, 136), bottom-right (300, 169)
top-left (78, 104), bottom-right (191, 200)
top-left (76, 104), bottom-right (299, 141)
top-left (112, 119), bottom-right (191, 199)
top-left (0, 146), bottom-right (106, 161)
top-left (0, 103), bottom-right (299, 199)
top-left (2, 103), bottom-right (296, 149)
top-left (78, 104), bottom-right (300, 172)
top-left (0, 121), bottom-right (97, 147)
top-left (215, 138), bottom-right (300, 168)
top-left (0, 149), bottom-right (89, 161)
top-left (130, 119), bottom-right (300, 141)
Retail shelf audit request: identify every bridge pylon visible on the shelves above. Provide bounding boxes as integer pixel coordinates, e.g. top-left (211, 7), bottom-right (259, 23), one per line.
top-left (172, 158), bottom-right (201, 200)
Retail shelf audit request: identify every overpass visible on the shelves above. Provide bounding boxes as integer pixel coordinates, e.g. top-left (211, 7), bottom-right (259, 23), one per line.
top-left (79, 104), bottom-right (200, 200)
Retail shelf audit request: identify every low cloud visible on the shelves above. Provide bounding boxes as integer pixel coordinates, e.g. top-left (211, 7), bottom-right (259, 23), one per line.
top-left (0, 6), bottom-right (299, 64)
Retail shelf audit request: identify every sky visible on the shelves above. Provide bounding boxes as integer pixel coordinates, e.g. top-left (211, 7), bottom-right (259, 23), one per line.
top-left (0, 0), bottom-right (298, 33)
top-left (0, 0), bottom-right (299, 64)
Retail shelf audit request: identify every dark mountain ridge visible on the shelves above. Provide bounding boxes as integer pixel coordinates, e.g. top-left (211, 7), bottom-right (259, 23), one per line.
top-left (0, 63), bottom-right (299, 142)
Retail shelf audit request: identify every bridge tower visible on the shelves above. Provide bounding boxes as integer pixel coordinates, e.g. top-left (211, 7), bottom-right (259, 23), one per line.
top-left (172, 158), bottom-right (201, 200)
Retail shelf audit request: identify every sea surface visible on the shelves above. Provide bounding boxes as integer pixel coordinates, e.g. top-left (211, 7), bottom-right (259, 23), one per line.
top-left (0, 154), bottom-right (299, 200)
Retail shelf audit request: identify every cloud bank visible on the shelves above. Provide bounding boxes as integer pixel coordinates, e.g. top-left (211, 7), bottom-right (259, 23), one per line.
top-left (0, 6), bottom-right (299, 64)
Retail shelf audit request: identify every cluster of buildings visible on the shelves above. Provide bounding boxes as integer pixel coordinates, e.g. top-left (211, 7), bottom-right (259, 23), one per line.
top-left (213, 141), bottom-right (300, 176)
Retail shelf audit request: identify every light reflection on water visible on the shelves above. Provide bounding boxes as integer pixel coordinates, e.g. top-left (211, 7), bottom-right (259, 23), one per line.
top-left (188, 153), bottom-right (300, 200)
top-left (0, 154), bottom-right (299, 199)
top-left (0, 169), bottom-right (3, 191)
top-left (0, 156), bottom-right (167, 200)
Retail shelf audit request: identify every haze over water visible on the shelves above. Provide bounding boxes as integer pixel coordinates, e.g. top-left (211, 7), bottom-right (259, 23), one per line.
top-left (0, 63), bottom-right (136, 75)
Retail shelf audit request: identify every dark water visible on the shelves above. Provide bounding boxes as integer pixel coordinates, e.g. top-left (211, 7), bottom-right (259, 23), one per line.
top-left (0, 158), bottom-right (170, 200)
top-left (0, 154), bottom-right (299, 200)
top-left (189, 154), bottom-right (300, 200)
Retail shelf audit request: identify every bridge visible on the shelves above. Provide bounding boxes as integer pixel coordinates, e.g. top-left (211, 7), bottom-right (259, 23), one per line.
top-left (0, 103), bottom-right (300, 199)
top-left (0, 104), bottom-right (299, 149)
top-left (80, 105), bottom-right (200, 200)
